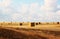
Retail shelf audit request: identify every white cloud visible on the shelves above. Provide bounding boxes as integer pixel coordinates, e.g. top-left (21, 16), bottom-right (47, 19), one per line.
top-left (7, 0), bottom-right (60, 22)
top-left (29, 3), bottom-right (40, 15)
top-left (10, 3), bottom-right (41, 21)
top-left (39, 0), bottom-right (59, 22)
top-left (57, 5), bottom-right (60, 10)
top-left (1, 0), bottom-right (60, 22)
top-left (11, 13), bottom-right (23, 21)
top-left (42, 0), bottom-right (57, 12)
top-left (21, 4), bottom-right (29, 14)
top-left (0, 0), bottom-right (11, 7)
top-left (1, 0), bottom-right (12, 15)
top-left (57, 10), bottom-right (60, 15)
top-left (40, 0), bottom-right (57, 14)
top-left (57, 5), bottom-right (60, 8)
top-left (2, 8), bottom-right (12, 14)
top-left (44, 0), bottom-right (57, 6)
top-left (16, 4), bottom-right (29, 14)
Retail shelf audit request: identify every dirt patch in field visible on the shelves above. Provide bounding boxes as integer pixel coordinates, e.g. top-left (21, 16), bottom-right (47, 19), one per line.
top-left (0, 28), bottom-right (47, 39)
top-left (0, 28), bottom-right (60, 39)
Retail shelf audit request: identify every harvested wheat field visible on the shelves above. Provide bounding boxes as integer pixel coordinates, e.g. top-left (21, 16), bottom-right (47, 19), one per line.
top-left (0, 27), bottom-right (60, 39)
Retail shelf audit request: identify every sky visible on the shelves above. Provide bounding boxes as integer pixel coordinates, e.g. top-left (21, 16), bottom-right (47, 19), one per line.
top-left (0, 0), bottom-right (60, 22)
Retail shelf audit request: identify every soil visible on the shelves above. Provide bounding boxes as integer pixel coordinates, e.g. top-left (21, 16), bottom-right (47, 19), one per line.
top-left (0, 28), bottom-right (60, 39)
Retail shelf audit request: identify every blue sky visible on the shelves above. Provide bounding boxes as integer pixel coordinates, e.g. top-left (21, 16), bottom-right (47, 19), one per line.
top-left (0, 0), bottom-right (60, 22)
